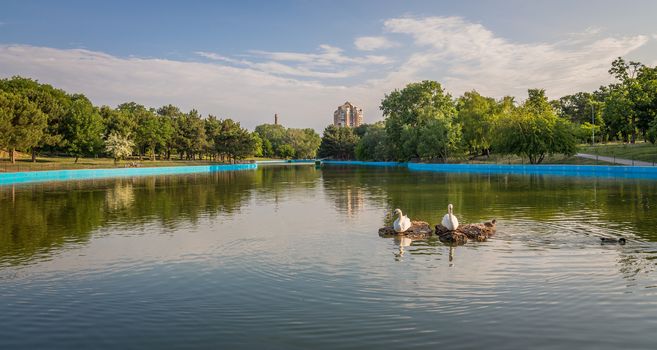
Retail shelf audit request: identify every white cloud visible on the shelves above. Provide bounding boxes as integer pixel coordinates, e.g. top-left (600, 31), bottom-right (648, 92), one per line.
top-left (0, 16), bottom-right (652, 132)
top-left (197, 45), bottom-right (391, 79)
top-left (0, 45), bottom-right (363, 131)
top-left (354, 36), bottom-right (399, 51)
top-left (382, 16), bottom-right (648, 99)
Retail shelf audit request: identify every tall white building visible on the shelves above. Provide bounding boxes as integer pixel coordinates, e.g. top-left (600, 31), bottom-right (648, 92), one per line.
top-left (333, 102), bottom-right (363, 127)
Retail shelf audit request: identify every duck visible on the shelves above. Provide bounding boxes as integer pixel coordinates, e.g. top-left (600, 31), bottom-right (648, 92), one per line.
top-left (600, 237), bottom-right (626, 245)
top-left (393, 208), bottom-right (412, 233)
top-left (441, 204), bottom-right (459, 231)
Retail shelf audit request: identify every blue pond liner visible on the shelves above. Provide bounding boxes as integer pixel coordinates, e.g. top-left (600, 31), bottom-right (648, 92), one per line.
top-left (323, 160), bottom-right (405, 167)
top-left (0, 163), bottom-right (257, 186)
top-left (407, 163), bottom-right (657, 179)
top-left (323, 160), bottom-right (657, 179)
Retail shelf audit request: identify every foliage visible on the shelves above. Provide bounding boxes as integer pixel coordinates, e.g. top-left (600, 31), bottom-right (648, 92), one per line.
top-left (105, 132), bottom-right (135, 162)
top-left (355, 123), bottom-right (390, 161)
top-left (285, 128), bottom-right (321, 159)
top-left (380, 80), bottom-right (460, 161)
top-left (648, 118), bottom-right (657, 144)
top-left (213, 118), bottom-right (258, 161)
top-left (255, 124), bottom-right (321, 159)
top-left (456, 91), bottom-right (498, 156)
top-left (318, 125), bottom-right (359, 160)
top-left (494, 90), bottom-right (578, 164)
top-left (0, 90), bottom-right (47, 163)
top-left (417, 118), bottom-right (463, 161)
top-left (0, 76), bottom-right (69, 157)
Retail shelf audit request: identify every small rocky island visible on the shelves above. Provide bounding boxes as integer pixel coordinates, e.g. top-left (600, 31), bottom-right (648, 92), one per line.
top-left (378, 221), bottom-right (433, 240)
top-left (435, 219), bottom-right (497, 244)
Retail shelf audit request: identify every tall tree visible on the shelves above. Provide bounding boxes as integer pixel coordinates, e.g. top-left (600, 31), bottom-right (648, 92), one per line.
top-left (213, 118), bottom-right (258, 162)
top-left (101, 105), bottom-right (136, 139)
top-left (0, 91), bottom-right (47, 163)
top-left (456, 90), bottom-right (497, 157)
top-left (355, 122), bottom-right (390, 161)
top-left (318, 125), bottom-right (359, 160)
top-left (380, 80), bottom-right (459, 161)
top-left (494, 90), bottom-right (578, 164)
top-left (285, 128), bottom-right (321, 159)
top-left (0, 76), bottom-right (70, 160)
top-left (61, 94), bottom-right (104, 162)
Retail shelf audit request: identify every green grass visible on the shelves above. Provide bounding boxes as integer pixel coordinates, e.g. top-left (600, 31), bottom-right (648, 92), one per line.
top-left (460, 153), bottom-right (615, 165)
top-left (579, 142), bottom-right (657, 163)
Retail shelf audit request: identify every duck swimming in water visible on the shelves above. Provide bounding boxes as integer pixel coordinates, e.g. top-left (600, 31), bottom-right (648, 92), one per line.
top-left (600, 237), bottom-right (626, 245)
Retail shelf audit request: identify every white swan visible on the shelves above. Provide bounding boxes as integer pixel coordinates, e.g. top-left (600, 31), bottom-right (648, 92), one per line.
top-left (441, 204), bottom-right (459, 231)
top-left (393, 208), bottom-right (412, 233)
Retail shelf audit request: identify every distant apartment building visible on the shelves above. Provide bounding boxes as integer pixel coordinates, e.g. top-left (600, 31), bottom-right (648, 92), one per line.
top-left (333, 102), bottom-right (363, 127)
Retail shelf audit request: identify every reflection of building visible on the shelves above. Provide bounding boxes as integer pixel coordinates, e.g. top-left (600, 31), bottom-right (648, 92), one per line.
top-left (333, 102), bottom-right (363, 127)
top-left (342, 187), bottom-right (364, 217)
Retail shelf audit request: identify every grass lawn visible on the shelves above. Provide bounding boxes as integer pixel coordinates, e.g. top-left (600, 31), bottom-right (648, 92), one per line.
top-left (463, 153), bottom-right (615, 166)
top-left (579, 142), bottom-right (657, 164)
top-left (0, 155), bottom-right (279, 173)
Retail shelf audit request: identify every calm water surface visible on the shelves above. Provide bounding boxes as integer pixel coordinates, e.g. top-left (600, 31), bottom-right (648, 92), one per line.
top-left (1, 165), bottom-right (657, 349)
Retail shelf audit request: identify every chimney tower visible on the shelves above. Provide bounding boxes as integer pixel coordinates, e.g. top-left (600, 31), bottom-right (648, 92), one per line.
top-left (274, 113), bottom-right (279, 125)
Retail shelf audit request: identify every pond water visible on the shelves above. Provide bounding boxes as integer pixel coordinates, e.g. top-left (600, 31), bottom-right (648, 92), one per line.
top-left (1, 165), bottom-right (657, 349)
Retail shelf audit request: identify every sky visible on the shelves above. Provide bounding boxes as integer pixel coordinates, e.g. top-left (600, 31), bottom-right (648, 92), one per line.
top-left (1, 0), bottom-right (657, 131)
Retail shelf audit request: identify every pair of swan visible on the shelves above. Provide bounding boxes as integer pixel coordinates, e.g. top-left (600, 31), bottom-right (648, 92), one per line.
top-left (393, 204), bottom-right (459, 233)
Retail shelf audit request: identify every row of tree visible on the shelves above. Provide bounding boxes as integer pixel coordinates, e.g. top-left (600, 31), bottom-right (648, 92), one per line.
top-left (2, 57), bottom-right (656, 165)
top-left (254, 124), bottom-right (321, 159)
top-left (318, 58), bottom-right (657, 164)
top-left (0, 77), bottom-right (262, 163)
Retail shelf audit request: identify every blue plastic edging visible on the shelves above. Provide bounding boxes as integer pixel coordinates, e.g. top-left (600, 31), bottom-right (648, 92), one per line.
top-left (322, 160), bottom-right (405, 167)
top-left (0, 163), bottom-right (257, 186)
top-left (321, 160), bottom-right (657, 179)
top-left (407, 163), bottom-right (657, 180)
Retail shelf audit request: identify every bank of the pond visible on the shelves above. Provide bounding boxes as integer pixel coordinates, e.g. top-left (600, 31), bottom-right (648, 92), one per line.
top-left (0, 164), bottom-right (257, 186)
top-left (323, 161), bottom-right (657, 179)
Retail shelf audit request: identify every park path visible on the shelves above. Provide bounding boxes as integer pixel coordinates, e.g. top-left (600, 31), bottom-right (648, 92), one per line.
top-left (576, 153), bottom-right (655, 166)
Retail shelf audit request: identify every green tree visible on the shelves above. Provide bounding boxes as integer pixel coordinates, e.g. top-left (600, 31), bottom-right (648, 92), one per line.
top-left (380, 80), bottom-right (459, 160)
top-left (456, 90), bottom-right (497, 157)
top-left (0, 76), bottom-right (70, 160)
top-left (355, 122), bottom-right (390, 161)
top-left (285, 128), bottom-right (321, 159)
top-left (156, 104), bottom-right (185, 159)
top-left (0, 91), bottom-right (47, 163)
top-left (318, 125), bottom-right (359, 160)
top-left (647, 118), bottom-right (657, 144)
top-left (60, 94), bottom-right (104, 162)
top-left (494, 89), bottom-right (578, 164)
top-left (214, 118), bottom-right (257, 162)
top-left (101, 105), bottom-right (136, 139)
top-left (254, 123), bottom-right (287, 158)
top-left (417, 118), bottom-right (463, 162)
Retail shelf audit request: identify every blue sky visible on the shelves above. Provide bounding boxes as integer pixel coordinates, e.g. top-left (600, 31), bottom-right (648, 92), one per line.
top-left (2, 0), bottom-right (657, 130)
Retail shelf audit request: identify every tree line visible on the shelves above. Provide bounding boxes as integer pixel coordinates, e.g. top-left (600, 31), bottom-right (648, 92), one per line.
top-left (2, 57), bottom-right (656, 165)
top-left (319, 58), bottom-right (657, 164)
top-left (0, 76), bottom-right (267, 163)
